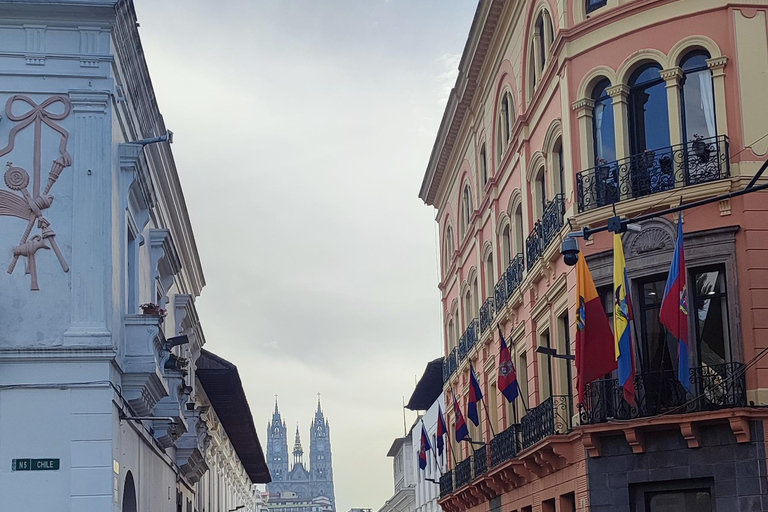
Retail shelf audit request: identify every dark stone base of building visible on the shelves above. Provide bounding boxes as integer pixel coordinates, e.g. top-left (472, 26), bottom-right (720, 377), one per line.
top-left (587, 421), bottom-right (768, 511)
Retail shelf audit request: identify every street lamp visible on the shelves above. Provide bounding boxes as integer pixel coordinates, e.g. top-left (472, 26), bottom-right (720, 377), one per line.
top-left (228, 506), bottom-right (245, 512)
top-left (535, 346), bottom-right (575, 361)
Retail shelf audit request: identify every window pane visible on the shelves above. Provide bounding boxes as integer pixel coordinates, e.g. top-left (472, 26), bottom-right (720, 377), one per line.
top-left (640, 277), bottom-right (677, 374)
top-left (683, 69), bottom-right (716, 141)
top-left (693, 268), bottom-right (730, 366)
top-left (630, 65), bottom-right (670, 154)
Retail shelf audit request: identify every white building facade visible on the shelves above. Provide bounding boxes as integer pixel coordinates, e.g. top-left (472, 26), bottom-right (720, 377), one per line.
top-left (0, 1), bottom-right (270, 510)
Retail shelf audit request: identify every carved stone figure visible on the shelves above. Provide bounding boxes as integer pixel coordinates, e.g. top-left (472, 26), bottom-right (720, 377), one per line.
top-left (0, 95), bottom-right (72, 290)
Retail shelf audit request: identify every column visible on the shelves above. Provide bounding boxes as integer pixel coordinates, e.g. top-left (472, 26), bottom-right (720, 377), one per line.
top-left (661, 66), bottom-right (684, 147)
top-left (707, 57), bottom-right (729, 138)
top-left (607, 84), bottom-right (631, 160)
top-left (63, 90), bottom-right (112, 346)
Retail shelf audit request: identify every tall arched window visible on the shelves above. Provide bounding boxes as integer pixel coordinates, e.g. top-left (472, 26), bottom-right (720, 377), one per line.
top-left (122, 472), bottom-right (137, 512)
top-left (480, 144), bottom-right (489, 185)
top-left (501, 224), bottom-right (511, 264)
top-left (554, 139), bottom-right (565, 196)
top-left (531, 9), bottom-right (554, 89)
top-left (513, 204), bottom-right (524, 257)
top-left (443, 226), bottom-right (454, 272)
top-left (447, 318), bottom-right (455, 350)
top-left (497, 92), bottom-right (514, 159)
top-left (681, 51), bottom-right (716, 143)
top-left (629, 64), bottom-right (671, 155)
top-left (534, 167), bottom-right (547, 218)
top-left (461, 186), bottom-right (473, 238)
top-left (592, 79), bottom-right (616, 164)
top-left (484, 252), bottom-right (494, 298)
top-left (471, 277), bottom-right (479, 318)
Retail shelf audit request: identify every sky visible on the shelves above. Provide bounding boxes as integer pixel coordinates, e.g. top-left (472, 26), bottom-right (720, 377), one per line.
top-left (134, 1), bottom-right (477, 509)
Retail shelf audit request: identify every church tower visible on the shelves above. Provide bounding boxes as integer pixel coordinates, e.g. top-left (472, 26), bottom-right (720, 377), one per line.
top-left (309, 396), bottom-right (336, 508)
top-left (266, 398), bottom-right (289, 486)
top-left (292, 426), bottom-right (304, 468)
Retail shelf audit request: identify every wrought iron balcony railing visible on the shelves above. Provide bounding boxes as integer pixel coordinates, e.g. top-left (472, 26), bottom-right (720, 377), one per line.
top-left (457, 319), bottom-right (479, 365)
top-left (454, 457), bottom-right (473, 489)
top-left (505, 253), bottom-right (524, 297)
top-left (480, 297), bottom-right (495, 333)
top-left (443, 348), bottom-right (457, 383)
top-left (579, 362), bottom-right (747, 425)
top-left (521, 395), bottom-right (571, 450)
top-left (526, 195), bottom-right (565, 270)
top-left (490, 423), bottom-right (520, 468)
top-left (439, 469), bottom-right (453, 498)
top-left (494, 278), bottom-right (507, 310)
top-left (473, 444), bottom-right (488, 479)
top-left (576, 135), bottom-right (730, 213)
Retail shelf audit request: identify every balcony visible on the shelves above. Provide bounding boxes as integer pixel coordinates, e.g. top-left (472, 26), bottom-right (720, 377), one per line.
top-left (454, 457), bottom-right (473, 489)
top-left (580, 363), bottom-right (747, 425)
top-left (457, 319), bottom-right (479, 365)
top-left (505, 253), bottom-right (524, 297)
top-left (443, 348), bottom-right (457, 383)
top-left (490, 423), bottom-right (520, 467)
top-left (576, 135), bottom-right (730, 213)
top-left (526, 194), bottom-right (565, 270)
top-left (473, 443), bottom-right (488, 478)
top-left (439, 470), bottom-right (453, 498)
top-left (479, 297), bottom-right (495, 333)
top-left (521, 395), bottom-right (572, 450)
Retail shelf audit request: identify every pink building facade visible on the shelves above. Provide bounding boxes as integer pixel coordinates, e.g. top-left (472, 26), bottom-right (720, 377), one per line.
top-left (420, 1), bottom-right (768, 511)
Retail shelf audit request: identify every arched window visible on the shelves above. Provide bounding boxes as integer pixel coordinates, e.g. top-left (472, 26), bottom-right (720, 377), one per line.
top-left (497, 92), bottom-right (514, 159)
top-left (464, 287), bottom-right (472, 327)
top-left (629, 64), bottom-right (670, 155)
top-left (534, 167), bottom-right (547, 218)
top-left (501, 224), bottom-right (511, 264)
top-left (554, 139), bottom-right (565, 196)
top-left (471, 277), bottom-right (479, 318)
top-left (443, 226), bottom-right (454, 273)
top-left (592, 79), bottom-right (616, 164)
top-left (122, 472), bottom-right (137, 512)
top-left (484, 252), bottom-right (494, 298)
top-left (681, 51), bottom-right (716, 143)
top-left (513, 204), bottom-right (524, 257)
top-left (536, 15), bottom-right (547, 70)
top-left (447, 317), bottom-right (455, 350)
top-left (586, 0), bottom-right (607, 15)
top-left (461, 186), bottom-right (473, 238)
top-left (480, 144), bottom-right (488, 185)
top-left (531, 9), bottom-right (554, 89)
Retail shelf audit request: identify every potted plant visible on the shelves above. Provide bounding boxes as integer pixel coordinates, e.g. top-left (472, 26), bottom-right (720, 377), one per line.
top-left (691, 134), bottom-right (710, 163)
top-left (140, 303), bottom-right (167, 323)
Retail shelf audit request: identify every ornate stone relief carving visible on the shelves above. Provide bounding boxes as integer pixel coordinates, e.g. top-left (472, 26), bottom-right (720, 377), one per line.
top-left (627, 227), bottom-right (673, 257)
top-left (0, 95), bottom-right (72, 290)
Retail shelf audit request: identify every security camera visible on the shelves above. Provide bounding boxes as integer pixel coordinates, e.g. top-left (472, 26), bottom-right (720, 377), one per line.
top-left (561, 235), bottom-right (580, 266)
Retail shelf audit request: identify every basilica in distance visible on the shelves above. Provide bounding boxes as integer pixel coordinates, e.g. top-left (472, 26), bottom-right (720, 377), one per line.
top-left (266, 397), bottom-right (336, 511)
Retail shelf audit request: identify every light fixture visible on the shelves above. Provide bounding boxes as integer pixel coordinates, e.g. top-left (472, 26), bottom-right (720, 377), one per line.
top-left (228, 506), bottom-right (245, 512)
top-left (536, 346), bottom-right (575, 361)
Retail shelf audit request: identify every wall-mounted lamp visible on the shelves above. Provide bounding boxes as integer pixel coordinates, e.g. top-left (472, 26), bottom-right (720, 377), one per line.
top-left (535, 346), bottom-right (575, 361)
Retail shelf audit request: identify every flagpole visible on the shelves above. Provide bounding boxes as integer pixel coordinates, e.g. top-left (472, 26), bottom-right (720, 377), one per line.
top-left (481, 397), bottom-right (496, 438)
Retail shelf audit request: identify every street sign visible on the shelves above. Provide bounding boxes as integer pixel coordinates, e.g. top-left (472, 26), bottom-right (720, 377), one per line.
top-left (12, 458), bottom-right (60, 471)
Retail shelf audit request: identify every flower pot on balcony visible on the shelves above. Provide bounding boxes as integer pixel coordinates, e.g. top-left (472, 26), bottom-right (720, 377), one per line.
top-left (692, 139), bottom-right (710, 163)
top-left (139, 303), bottom-right (167, 324)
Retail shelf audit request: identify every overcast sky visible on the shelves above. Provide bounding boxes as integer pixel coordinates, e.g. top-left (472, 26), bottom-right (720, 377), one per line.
top-left (135, 1), bottom-right (476, 509)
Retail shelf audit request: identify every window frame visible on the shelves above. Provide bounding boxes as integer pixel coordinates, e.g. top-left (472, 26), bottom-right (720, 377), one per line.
top-left (680, 50), bottom-right (716, 144)
top-left (586, 0), bottom-right (608, 15)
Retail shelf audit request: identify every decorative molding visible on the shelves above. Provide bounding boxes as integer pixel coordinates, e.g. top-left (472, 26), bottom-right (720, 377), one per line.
top-left (719, 198), bottom-right (732, 216)
top-left (0, 95), bottom-right (72, 290)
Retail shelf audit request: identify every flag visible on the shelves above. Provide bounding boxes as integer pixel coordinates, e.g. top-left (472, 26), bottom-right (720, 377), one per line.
top-left (468, 365), bottom-right (483, 427)
top-left (418, 423), bottom-right (431, 470)
top-left (497, 326), bottom-right (519, 403)
top-left (660, 219), bottom-right (690, 392)
top-left (575, 249), bottom-right (617, 404)
top-left (436, 404), bottom-right (447, 457)
top-left (452, 391), bottom-right (469, 442)
top-left (614, 233), bottom-right (636, 405)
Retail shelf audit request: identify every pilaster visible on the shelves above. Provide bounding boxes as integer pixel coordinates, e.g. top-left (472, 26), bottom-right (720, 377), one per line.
top-left (707, 57), bottom-right (729, 138)
top-left (607, 84), bottom-right (630, 160)
top-left (661, 67), bottom-right (684, 147)
top-left (572, 98), bottom-right (595, 172)
top-left (62, 90), bottom-right (112, 347)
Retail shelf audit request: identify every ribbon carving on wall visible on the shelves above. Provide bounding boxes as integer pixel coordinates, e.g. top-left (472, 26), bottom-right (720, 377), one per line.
top-left (0, 95), bottom-right (72, 290)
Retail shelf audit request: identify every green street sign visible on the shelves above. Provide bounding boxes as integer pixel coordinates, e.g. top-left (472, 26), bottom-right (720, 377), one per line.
top-left (12, 458), bottom-right (60, 471)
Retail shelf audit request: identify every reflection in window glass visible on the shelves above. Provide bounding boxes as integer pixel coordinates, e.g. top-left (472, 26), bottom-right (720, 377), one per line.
top-left (692, 266), bottom-right (730, 366)
top-left (592, 80), bottom-right (616, 163)
top-left (638, 276), bottom-right (677, 374)
top-left (586, 0), bottom-right (608, 15)
top-left (681, 52), bottom-right (716, 142)
top-left (629, 64), bottom-right (671, 155)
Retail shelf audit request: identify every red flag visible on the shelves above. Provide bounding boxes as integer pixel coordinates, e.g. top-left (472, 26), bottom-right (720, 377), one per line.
top-left (576, 251), bottom-right (618, 404)
top-left (497, 327), bottom-right (519, 403)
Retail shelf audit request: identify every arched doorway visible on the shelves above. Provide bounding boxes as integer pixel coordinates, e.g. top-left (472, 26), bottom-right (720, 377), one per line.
top-left (122, 471), bottom-right (137, 512)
